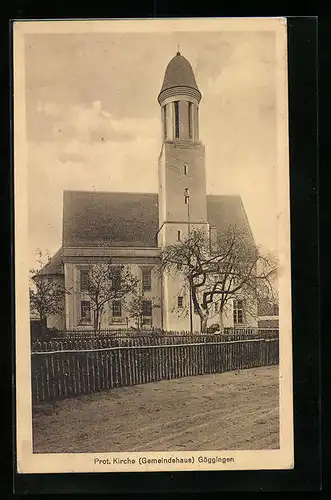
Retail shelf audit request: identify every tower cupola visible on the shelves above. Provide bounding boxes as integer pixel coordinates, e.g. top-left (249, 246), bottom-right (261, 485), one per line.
top-left (158, 52), bottom-right (201, 142)
top-left (158, 51), bottom-right (202, 105)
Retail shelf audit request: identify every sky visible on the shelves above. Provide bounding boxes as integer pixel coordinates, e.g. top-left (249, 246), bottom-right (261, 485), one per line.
top-left (25, 29), bottom-right (279, 268)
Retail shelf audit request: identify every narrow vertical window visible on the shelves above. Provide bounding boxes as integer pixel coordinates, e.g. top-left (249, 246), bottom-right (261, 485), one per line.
top-left (174, 101), bottom-right (179, 138)
top-left (183, 163), bottom-right (188, 175)
top-left (177, 230), bottom-right (181, 241)
top-left (178, 296), bottom-right (183, 308)
top-left (188, 101), bottom-right (192, 139)
top-left (163, 105), bottom-right (167, 140)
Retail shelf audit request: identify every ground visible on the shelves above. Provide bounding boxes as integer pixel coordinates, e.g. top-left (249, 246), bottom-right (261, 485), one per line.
top-left (32, 365), bottom-right (279, 453)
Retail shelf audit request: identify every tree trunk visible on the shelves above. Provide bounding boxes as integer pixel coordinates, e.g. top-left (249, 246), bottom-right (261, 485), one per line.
top-left (93, 310), bottom-right (99, 331)
top-left (97, 306), bottom-right (103, 332)
top-left (200, 312), bottom-right (208, 333)
top-left (219, 309), bottom-right (224, 333)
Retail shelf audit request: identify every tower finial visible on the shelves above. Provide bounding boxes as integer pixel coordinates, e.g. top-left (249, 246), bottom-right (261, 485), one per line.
top-left (177, 44), bottom-right (180, 55)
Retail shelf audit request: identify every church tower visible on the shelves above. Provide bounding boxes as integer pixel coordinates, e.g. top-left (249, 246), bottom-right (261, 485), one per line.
top-left (158, 51), bottom-right (209, 331)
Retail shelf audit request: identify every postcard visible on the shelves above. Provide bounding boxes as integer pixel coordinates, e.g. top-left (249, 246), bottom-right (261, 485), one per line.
top-left (14, 17), bottom-right (293, 473)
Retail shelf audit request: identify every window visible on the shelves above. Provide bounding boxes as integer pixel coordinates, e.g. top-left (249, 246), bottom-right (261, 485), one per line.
top-left (142, 299), bottom-right (152, 317)
top-left (177, 230), bottom-right (181, 241)
top-left (112, 300), bottom-right (122, 317)
top-left (188, 102), bottom-right (192, 138)
top-left (233, 300), bottom-right (244, 324)
top-left (178, 296), bottom-right (183, 308)
top-left (80, 301), bottom-right (91, 322)
top-left (174, 101), bottom-right (179, 138)
top-left (80, 269), bottom-right (89, 291)
top-left (142, 299), bottom-right (152, 325)
top-left (183, 163), bottom-right (188, 175)
top-left (163, 105), bottom-right (167, 140)
top-left (142, 268), bottom-right (152, 291)
top-left (109, 267), bottom-right (121, 291)
top-left (177, 262), bottom-right (182, 270)
top-left (184, 187), bottom-right (189, 204)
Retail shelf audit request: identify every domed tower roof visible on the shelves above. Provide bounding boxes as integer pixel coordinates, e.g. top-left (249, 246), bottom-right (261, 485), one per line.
top-left (158, 51), bottom-right (202, 105)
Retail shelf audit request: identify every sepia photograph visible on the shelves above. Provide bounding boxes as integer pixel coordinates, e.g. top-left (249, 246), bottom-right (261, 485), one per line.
top-left (14, 18), bottom-right (293, 473)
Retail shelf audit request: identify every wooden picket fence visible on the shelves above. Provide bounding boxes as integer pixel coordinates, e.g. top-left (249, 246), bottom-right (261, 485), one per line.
top-left (31, 335), bottom-right (279, 405)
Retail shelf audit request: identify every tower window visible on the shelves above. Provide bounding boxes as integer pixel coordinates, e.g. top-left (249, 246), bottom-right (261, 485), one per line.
top-left (178, 296), bottom-right (183, 308)
top-left (163, 105), bottom-right (167, 140)
top-left (177, 230), bottom-right (181, 241)
top-left (174, 101), bottom-right (179, 138)
top-left (183, 163), bottom-right (188, 175)
top-left (188, 102), bottom-right (193, 139)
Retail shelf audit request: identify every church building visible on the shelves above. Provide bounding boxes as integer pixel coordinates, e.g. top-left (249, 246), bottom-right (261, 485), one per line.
top-left (39, 51), bottom-right (256, 332)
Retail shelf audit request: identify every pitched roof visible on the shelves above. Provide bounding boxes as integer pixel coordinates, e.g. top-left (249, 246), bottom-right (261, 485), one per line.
top-left (63, 190), bottom-right (255, 249)
top-left (63, 190), bottom-right (159, 248)
top-left (36, 247), bottom-right (64, 276)
top-left (206, 195), bottom-right (255, 247)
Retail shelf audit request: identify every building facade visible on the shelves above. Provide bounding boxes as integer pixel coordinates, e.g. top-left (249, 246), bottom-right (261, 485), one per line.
top-left (39, 52), bottom-right (257, 332)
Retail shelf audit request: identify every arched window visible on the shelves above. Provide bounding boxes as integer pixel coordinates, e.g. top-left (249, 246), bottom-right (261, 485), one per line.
top-left (183, 163), bottom-right (188, 175)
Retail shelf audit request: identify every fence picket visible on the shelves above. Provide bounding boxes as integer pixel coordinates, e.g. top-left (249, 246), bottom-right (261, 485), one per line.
top-left (31, 334), bottom-right (279, 404)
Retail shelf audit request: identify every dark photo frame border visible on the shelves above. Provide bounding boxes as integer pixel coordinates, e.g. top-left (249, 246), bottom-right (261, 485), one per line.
top-left (2, 10), bottom-right (320, 495)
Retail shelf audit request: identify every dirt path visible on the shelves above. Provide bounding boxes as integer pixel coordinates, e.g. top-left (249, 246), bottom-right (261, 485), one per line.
top-left (33, 366), bottom-right (279, 453)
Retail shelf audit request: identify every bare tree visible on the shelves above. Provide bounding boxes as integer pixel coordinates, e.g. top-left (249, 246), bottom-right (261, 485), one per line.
top-left (159, 226), bottom-right (278, 333)
top-left (79, 261), bottom-right (139, 331)
top-left (29, 249), bottom-right (69, 327)
top-left (126, 291), bottom-right (160, 330)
